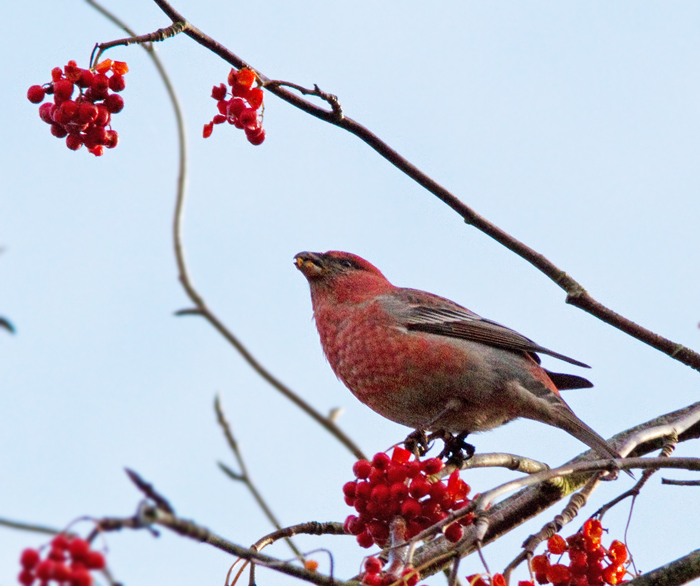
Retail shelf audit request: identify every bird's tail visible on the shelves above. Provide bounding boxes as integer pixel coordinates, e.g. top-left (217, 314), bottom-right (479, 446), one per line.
top-left (552, 407), bottom-right (633, 478)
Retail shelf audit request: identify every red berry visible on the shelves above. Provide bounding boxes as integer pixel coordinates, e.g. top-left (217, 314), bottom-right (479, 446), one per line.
top-left (27, 85), bottom-right (45, 104)
top-left (362, 573), bottom-right (382, 586)
top-left (60, 100), bottom-right (79, 121)
top-left (94, 105), bottom-right (111, 126)
top-left (51, 67), bottom-right (63, 81)
top-left (421, 458), bottom-right (444, 475)
top-left (77, 104), bottom-right (97, 126)
top-left (92, 73), bottom-right (109, 91)
top-left (444, 522), bottom-right (463, 543)
top-left (247, 87), bottom-right (264, 110)
top-left (72, 568), bottom-right (93, 586)
top-left (609, 540), bottom-right (628, 564)
top-left (68, 539), bottom-right (90, 560)
top-left (78, 69), bottom-right (94, 88)
top-left (88, 145), bottom-right (105, 157)
top-left (108, 74), bottom-right (126, 92)
top-left (53, 563), bottom-right (71, 581)
top-left (50, 124), bottom-right (68, 138)
top-left (392, 448), bottom-right (412, 465)
top-left (35, 560), bottom-right (55, 580)
top-left (356, 530), bottom-right (374, 549)
top-left (84, 550), bottom-right (105, 570)
top-left (386, 465), bottom-right (408, 484)
top-left (367, 521), bottom-right (389, 542)
top-left (343, 481), bottom-right (357, 498)
top-left (400, 498), bottom-right (422, 519)
top-left (227, 68), bottom-right (239, 86)
top-left (548, 534), bottom-right (568, 555)
top-left (211, 83), bottom-right (227, 101)
top-left (355, 481), bottom-right (372, 500)
top-left (405, 461), bottom-right (422, 478)
top-left (48, 547), bottom-right (66, 561)
top-left (53, 79), bottom-right (74, 102)
top-left (546, 564), bottom-right (571, 584)
top-left (203, 122), bottom-right (214, 138)
top-left (584, 519), bottom-right (603, 539)
top-left (408, 477), bottom-right (431, 499)
top-left (364, 557), bottom-right (382, 574)
top-left (370, 484), bottom-right (389, 502)
top-left (64, 63), bottom-right (82, 83)
top-left (344, 515), bottom-right (360, 535)
top-left (213, 114), bottom-right (226, 124)
top-left (17, 569), bottom-right (35, 586)
top-left (389, 481), bottom-right (408, 502)
top-left (103, 94), bottom-right (124, 114)
top-left (39, 102), bottom-right (55, 124)
top-left (531, 555), bottom-right (550, 574)
top-left (353, 460), bottom-right (372, 479)
top-left (20, 549), bottom-right (40, 570)
top-left (236, 68), bottom-right (256, 90)
top-left (239, 108), bottom-right (259, 129)
top-left (66, 134), bottom-right (83, 151)
top-left (401, 568), bottom-right (419, 586)
top-left (492, 575), bottom-right (506, 586)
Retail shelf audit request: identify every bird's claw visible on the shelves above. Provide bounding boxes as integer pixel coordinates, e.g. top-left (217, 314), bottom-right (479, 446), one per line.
top-left (437, 431), bottom-right (475, 468)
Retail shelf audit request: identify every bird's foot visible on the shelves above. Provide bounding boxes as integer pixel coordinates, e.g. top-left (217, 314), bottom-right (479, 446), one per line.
top-left (404, 429), bottom-right (430, 457)
top-left (437, 431), bottom-right (475, 468)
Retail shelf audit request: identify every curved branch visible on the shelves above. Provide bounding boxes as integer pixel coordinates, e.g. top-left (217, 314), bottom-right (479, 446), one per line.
top-left (88, 0), bottom-right (365, 462)
top-left (150, 0), bottom-right (700, 374)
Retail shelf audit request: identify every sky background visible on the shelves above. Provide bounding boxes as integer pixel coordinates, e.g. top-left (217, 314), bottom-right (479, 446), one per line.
top-left (2, 1), bottom-right (699, 585)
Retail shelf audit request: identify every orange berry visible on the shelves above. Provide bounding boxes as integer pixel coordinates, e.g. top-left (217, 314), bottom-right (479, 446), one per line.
top-left (304, 559), bottom-right (319, 571)
top-left (547, 534), bottom-right (567, 555)
top-left (546, 563), bottom-right (571, 584)
top-left (531, 554), bottom-right (550, 574)
top-left (609, 540), bottom-right (628, 564)
top-left (94, 59), bottom-right (113, 74)
top-left (111, 61), bottom-right (129, 75)
top-left (236, 68), bottom-right (256, 89)
top-left (583, 519), bottom-right (603, 539)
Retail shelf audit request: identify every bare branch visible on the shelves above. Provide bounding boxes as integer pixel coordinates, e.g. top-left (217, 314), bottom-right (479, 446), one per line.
top-left (148, 0), bottom-right (700, 373)
top-left (215, 396), bottom-right (305, 562)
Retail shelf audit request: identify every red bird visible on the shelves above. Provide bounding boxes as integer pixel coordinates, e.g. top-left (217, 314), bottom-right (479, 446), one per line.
top-left (295, 250), bottom-right (624, 464)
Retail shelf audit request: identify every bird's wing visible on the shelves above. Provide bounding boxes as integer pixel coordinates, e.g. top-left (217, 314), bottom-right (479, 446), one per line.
top-left (381, 288), bottom-right (590, 369)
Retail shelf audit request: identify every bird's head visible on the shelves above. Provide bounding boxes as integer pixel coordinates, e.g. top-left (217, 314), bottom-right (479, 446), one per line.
top-left (294, 251), bottom-right (393, 303)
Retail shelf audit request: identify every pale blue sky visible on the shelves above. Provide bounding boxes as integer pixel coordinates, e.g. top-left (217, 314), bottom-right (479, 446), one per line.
top-left (2, 2), bottom-right (699, 585)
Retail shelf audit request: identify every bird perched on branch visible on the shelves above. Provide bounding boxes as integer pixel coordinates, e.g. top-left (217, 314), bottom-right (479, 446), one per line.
top-left (295, 250), bottom-right (625, 468)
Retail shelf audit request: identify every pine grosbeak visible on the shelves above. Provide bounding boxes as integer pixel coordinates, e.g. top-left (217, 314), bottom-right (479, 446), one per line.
top-left (295, 250), bottom-right (624, 464)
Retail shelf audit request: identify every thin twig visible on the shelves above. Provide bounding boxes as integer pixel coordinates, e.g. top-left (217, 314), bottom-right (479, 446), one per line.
top-left (87, 0), bottom-right (365, 462)
top-left (661, 478), bottom-right (700, 486)
top-left (215, 396), bottom-right (305, 562)
top-left (148, 0), bottom-right (700, 374)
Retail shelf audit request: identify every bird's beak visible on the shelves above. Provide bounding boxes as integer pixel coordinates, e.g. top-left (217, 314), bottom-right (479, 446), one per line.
top-left (294, 252), bottom-right (324, 278)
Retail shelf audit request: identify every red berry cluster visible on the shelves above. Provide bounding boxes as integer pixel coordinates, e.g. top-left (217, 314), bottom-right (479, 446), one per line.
top-left (18, 534), bottom-right (106, 586)
top-left (530, 520), bottom-right (630, 585)
top-left (343, 447), bottom-right (472, 549)
top-left (203, 68), bottom-right (266, 145)
top-left (27, 59), bottom-right (127, 156)
top-left (360, 556), bottom-right (420, 586)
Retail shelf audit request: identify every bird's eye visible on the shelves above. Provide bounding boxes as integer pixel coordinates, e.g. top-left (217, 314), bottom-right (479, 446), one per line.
top-left (340, 259), bottom-right (355, 269)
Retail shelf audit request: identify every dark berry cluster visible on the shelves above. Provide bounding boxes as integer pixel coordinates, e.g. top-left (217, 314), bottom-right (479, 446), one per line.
top-left (359, 556), bottom-right (419, 586)
top-left (27, 59), bottom-right (127, 156)
top-left (203, 68), bottom-right (266, 145)
top-left (343, 447), bottom-right (472, 549)
top-left (530, 520), bottom-right (631, 585)
top-left (18, 534), bottom-right (106, 586)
